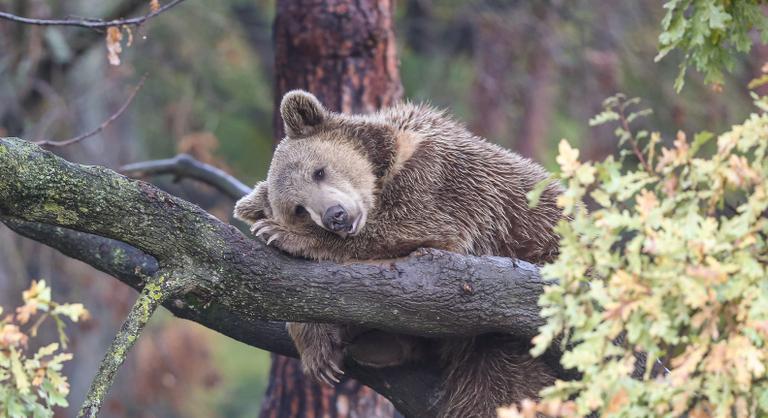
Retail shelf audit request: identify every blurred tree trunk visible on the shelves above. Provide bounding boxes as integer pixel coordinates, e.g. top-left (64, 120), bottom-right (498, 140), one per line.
top-left (469, 14), bottom-right (516, 148)
top-left (262, 0), bottom-right (402, 417)
top-left (516, 9), bottom-right (556, 160)
top-left (469, 5), bottom-right (558, 159)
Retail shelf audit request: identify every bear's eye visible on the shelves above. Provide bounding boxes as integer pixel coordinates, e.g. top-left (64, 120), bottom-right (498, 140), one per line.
top-left (294, 205), bottom-right (306, 216)
top-left (313, 168), bottom-right (325, 181)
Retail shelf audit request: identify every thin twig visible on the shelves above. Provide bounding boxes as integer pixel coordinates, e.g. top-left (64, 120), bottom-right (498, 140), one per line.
top-left (0, 0), bottom-right (186, 30)
top-left (34, 75), bottom-right (147, 148)
top-left (618, 109), bottom-right (653, 174)
top-left (121, 154), bottom-right (252, 200)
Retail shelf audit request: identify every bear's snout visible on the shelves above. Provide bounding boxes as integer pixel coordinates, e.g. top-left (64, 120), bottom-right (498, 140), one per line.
top-left (322, 205), bottom-right (352, 234)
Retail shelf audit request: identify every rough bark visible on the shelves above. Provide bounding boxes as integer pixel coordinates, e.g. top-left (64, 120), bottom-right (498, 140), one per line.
top-left (272, 0), bottom-right (402, 142)
top-left (270, 0), bottom-right (404, 415)
top-left (0, 136), bottom-right (557, 418)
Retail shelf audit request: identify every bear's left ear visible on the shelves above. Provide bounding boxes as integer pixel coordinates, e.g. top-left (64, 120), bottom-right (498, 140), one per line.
top-left (280, 90), bottom-right (327, 138)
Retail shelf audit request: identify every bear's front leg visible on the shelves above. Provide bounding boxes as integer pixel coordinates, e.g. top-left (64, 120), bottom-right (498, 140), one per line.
top-left (287, 322), bottom-right (345, 385)
top-left (250, 218), bottom-right (325, 258)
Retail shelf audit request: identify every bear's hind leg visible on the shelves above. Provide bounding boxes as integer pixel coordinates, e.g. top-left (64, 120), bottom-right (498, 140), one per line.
top-left (437, 335), bottom-right (556, 418)
top-left (287, 322), bottom-right (346, 385)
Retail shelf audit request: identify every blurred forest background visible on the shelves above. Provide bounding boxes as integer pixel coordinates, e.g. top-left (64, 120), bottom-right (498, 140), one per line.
top-left (0, 0), bottom-right (766, 417)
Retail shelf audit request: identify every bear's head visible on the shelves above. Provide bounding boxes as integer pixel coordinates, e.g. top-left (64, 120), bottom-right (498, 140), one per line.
top-left (247, 90), bottom-right (393, 238)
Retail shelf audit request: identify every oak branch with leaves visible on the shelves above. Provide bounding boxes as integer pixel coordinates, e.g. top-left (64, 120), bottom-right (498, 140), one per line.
top-left (500, 92), bottom-right (768, 418)
top-left (0, 281), bottom-right (89, 418)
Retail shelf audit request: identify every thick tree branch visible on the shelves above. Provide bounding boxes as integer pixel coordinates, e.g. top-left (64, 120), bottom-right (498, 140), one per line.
top-left (0, 217), bottom-right (444, 417)
top-left (0, 0), bottom-right (186, 30)
top-left (0, 137), bottom-right (548, 338)
top-left (0, 137), bottom-right (555, 417)
top-left (1, 217), bottom-right (298, 357)
top-left (120, 154), bottom-right (251, 200)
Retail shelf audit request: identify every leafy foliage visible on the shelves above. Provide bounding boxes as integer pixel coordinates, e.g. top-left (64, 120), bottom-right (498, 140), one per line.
top-left (501, 80), bottom-right (768, 417)
top-left (656, 0), bottom-right (768, 91)
top-left (0, 281), bottom-right (90, 418)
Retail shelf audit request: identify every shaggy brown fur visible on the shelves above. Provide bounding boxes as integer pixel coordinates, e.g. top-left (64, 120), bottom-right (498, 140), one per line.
top-left (234, 90), bottom-right (564, 418)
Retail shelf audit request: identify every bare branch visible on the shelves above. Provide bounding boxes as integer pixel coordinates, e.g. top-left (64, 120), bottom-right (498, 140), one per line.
top-left (121, 154), bottom-right (252, 200)
top-left (34, 75), bottom-right (147, 148)
top-left (0, 0), bottom-right (186, 30)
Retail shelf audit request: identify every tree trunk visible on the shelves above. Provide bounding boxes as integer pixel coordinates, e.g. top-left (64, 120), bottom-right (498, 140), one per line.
top-left (264, 0), bottom-right (403, 416)
top-left (272, 0), bottom-right (403, 142)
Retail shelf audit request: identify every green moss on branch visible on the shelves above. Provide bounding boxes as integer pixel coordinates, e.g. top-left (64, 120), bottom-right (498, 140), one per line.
top-left (77, 273), bottom-right (182, 418)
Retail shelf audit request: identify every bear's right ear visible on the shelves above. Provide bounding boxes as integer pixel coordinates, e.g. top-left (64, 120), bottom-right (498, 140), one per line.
top-left (234, 181), bottom-right (271, 224)
top-left (280, 90), bottom-right (327, 138)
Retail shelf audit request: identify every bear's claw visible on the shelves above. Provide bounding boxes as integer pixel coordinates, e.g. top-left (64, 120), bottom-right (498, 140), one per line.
top-left (251, 219), bottom-right (283, 247)
top-left (265, 233), bottom-right (281, 246)
top-left (311, 358), bottom-right (343, 386)
top-left (300, 339), bottom-right (345, 387)
top-left (250, 219), bottom-right (273, 236)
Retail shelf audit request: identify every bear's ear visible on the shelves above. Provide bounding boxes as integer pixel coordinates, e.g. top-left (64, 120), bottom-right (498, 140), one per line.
top-left (280, 90), bottom-right (327, 138)
top-left (234, 181), bottom-right (271, 224)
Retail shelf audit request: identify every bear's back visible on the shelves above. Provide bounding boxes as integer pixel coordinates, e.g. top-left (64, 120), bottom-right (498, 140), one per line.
top-left (375, 102), bottom-right (563, 263)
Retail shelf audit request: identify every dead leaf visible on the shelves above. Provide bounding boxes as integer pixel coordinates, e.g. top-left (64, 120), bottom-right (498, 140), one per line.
top-left (0, 324), bottom-right (29, 348)
top-left (662, 175), bottom-right (678, 197)
top-left (106, 26), bottom-right (123, 66)
top-left (15, 302), bottom-right (37, 325)
top-left (123, 25), bottom-right (134, 47)
top-left (636, 189), bottom-right (659, 219)
top-left (150, 0), bottom-right (161, 13)
top-left (32, 368), bottom-right (46, 387)
top-left (606, 388), bottom-right (629, 414)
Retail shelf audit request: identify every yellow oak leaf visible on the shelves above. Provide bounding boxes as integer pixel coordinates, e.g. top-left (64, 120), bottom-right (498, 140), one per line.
top-left (556, 139), bottom-right (581, 177)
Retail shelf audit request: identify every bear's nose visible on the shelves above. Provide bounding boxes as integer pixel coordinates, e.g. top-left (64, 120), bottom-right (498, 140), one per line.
top-left (322, 205), bottom-right (350, 232)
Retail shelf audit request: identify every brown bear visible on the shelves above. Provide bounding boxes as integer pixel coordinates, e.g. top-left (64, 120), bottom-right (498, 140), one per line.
top-left (234, 90), bottom-right (564, 418)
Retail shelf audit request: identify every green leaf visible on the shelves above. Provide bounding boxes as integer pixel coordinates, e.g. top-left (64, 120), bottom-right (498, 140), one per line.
top-left (588, 110), bottom-right (619, 127)
top-left (690, 131), bottom-right (714, 156)
top-left (9, 349), bottom-right (29, 395)
top-left (527, 175), bottom-right (557, 209)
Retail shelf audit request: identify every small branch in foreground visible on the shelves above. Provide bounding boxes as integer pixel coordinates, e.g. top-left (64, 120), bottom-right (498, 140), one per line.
top-left (617, 107), bottom-right (653, 174)
top-left (77, 272), bottom-right (181, 418)
top-left (121, 154), bottom-right (252, 200)
top-left (34, 75), bottom-right (147, 148)
top-left (0, 0), bottom-right (186, 30)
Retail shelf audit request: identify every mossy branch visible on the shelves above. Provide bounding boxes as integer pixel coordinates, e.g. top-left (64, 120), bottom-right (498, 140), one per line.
top-left (77, 273), bottom-right (182, 418)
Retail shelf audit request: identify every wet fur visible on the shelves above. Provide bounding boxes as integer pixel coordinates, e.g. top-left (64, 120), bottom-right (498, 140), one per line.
top-left (235, 91), bottom-right (563, 418)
